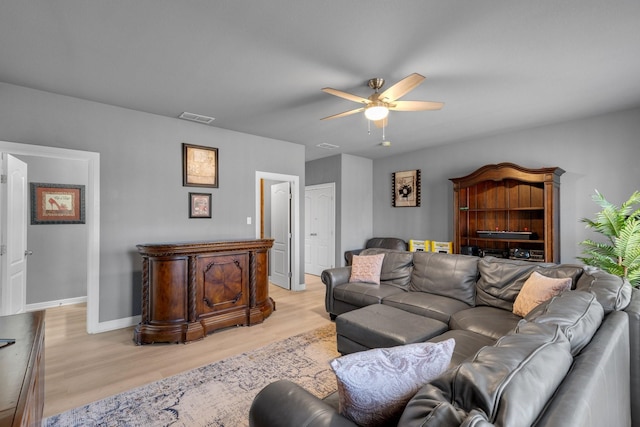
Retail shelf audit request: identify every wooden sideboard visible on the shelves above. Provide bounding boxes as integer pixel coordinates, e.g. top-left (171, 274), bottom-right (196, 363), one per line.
top-left (0, 311), bottom-right (45, 427)
top-left (134, 239), bottom-right (275, 344)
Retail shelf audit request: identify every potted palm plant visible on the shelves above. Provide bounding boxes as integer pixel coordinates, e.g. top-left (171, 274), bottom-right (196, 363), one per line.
top-left (579, 190), bottom-right (640, 288)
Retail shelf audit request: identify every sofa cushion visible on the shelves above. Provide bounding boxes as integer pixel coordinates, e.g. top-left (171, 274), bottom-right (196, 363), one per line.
top-left (349, 253), bottom-right (385, 284)
top-left (344, 238), bottom-right (407, 265)
top-left (428, 330), bottom-right (497, 366)
top-left (333, 282), bottom-right (405, 309)
top-left (383, 292), bottom-right (471, 323)
top-left (399, 322), bottom-right (573, 427)
top-left (365, 237), bottom-right (408, 251)
top-left (512, 271), bottom-right (572, 317)
top-left (525, 290), bottom-right (604, 355)
top-left (335, 304), bottom-right (448, 353)
top-left (330, 339), bottom-right (455, 427)
top-left (449, 306), bottom-right (522, 340)
top-left (410, 252), bottom-right (479, 305)
top-left (475, 257), bottom-right (583, 310)
top-left (360, 248), bottom-right (414, 289)
top-left (575, 266), bottom-right (632, 313)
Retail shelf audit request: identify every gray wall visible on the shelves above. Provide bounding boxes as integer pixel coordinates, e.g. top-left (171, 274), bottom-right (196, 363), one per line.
top-left (306, 153), bottom-right (373, 267)
top-left (16, 155), bottom-right (88, 303)
top-left (0, 82), bottom-right (305, 322)
top-left (372, 107), bottom-right (640, 264)
top-left (340, 154), bottom-right (373, 260)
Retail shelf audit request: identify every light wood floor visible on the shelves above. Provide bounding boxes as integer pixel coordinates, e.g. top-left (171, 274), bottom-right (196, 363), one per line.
top-left (43, 274), bottom-right (332, 418)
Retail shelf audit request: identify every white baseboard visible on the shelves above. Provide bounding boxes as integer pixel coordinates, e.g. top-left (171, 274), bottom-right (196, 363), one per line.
top-left (26, 296), bottom-right (87, 311)
top-left (93, 315), bottom-right (141, 334)
top-left (26, 297), bottom-right (140, 334)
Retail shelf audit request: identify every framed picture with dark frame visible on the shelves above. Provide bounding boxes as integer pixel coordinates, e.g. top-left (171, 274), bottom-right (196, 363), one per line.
top-left (183, 143), bottom-right (218, 188)
top-left (392, 169), bottom-right (421, 207)
top-left (30, 183), bottom-right (86, 224)
top-left (189, 192), bottom-right (212, 218)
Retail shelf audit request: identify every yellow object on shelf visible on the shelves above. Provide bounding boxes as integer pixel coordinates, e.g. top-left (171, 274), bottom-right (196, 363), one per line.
top-left (431, 241), bottom-right (453, 254)
top-left (409, 240), bottom-right (430, 252)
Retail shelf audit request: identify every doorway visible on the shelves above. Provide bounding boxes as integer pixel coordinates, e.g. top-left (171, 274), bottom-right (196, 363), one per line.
top-left (269, 181), bottom-right (291, 289)
top-left (255, 171), bottom-right (303, 291)
top-left (0, 141), bottom-right (100, 333)
top-left (305, 183), bottom-right (335, 275)
top-left (0, 154), bottom-right (28, 315)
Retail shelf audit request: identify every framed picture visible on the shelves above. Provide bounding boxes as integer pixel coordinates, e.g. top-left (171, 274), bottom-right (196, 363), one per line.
top-left (189, 192), bottom-right (212, 218)
top-left (392, 169), bottom-right (421, 207)
top-left (30, 183), bottom-right (86, 224)
top-left (183, 143), bottom-right (218, 188)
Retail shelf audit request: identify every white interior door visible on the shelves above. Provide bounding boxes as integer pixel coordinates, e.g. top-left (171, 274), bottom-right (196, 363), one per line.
top-left (0, 153), bottom-right (28, 315)
top-left (305, 183), bottom-right (335, 276)
top-left (270, 181), bottom-right (291, 289)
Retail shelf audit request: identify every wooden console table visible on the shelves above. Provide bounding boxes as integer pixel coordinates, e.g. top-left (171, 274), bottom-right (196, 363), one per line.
top-left (0, 311), bottom-right (45, 427)
top-left (134, 239), bottom-right (275, 344)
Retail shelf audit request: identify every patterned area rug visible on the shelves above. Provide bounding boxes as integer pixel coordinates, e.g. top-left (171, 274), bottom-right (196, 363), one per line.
top-left (45, 324), bottom-right (339, 427)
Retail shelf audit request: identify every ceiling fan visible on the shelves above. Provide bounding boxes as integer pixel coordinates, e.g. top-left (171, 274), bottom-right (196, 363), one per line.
top-left (321, 73), bottom-right (444, 128)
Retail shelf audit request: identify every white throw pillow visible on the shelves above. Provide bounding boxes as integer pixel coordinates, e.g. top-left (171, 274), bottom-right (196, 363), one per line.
top-left (330, 339), bottom-right (455, 426)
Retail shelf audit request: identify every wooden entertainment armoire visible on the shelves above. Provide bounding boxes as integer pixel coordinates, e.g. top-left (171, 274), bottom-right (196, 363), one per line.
top-left (450, 163), bottom-right (564, 263)
top-left (133, 239), bottom-right (274, 344)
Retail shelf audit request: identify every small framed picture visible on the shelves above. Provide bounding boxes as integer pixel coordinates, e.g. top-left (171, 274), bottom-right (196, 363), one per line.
top-left (189, 192), bottom-right (212, 218)
top-left (392, 169), bottom-right (421, 207)
top-left (30, 183), bottom-right (86, 224)
top-left (183, 143), bottom-right (218, 188)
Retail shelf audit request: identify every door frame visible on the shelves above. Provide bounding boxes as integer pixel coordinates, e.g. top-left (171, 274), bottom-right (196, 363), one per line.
top-left (255, 171), bottom-right (303, 291)
top-left (0, 141), bottom-right (101, 333)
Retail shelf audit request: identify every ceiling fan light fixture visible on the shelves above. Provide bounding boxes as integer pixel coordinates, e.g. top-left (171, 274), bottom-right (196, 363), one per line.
top-left (364, 102), bottom-right (389, 121)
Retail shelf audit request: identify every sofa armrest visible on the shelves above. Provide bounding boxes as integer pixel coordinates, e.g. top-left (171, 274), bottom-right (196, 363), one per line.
top-left (249, 380), bottom-right (357, 427)
top-left (344, 249), bottom-right (364, 266)
top-left (321, 267), bottom-right (351, 316)
top-left (624, 287), bottom-right (640, 427)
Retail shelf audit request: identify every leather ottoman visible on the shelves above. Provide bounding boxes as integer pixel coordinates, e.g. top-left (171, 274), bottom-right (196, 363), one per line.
top-left (335, 304), bottom-right (448, 355)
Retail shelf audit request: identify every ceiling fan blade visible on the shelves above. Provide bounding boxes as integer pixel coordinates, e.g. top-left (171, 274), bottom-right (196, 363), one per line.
top-left (377, 73), bottom-right (425, 102)
top-left (322, 88), bottom-right (371, 104)
top-left (373, 117), bottom-right (388, 128)
top-left (389, 100), bottom-right (444, 111)
top-left (321, 107), bottom-right (365, 121)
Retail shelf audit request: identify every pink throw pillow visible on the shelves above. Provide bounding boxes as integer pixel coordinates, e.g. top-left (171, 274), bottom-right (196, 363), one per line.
top-left (513, 271), bottom-right (572, 317)
top-left (349, 254), bottom-right (385, 285)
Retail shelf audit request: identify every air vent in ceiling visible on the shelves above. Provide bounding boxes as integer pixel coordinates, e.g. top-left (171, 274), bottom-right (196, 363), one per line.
top-left (179, 112), bottom-right (215, 125)
top-left (316, 143), bottom-right (340, 150)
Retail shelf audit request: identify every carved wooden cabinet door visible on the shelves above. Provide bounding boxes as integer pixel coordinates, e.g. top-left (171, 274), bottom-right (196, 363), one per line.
top-left (196, 253), bottom-right (249, 318)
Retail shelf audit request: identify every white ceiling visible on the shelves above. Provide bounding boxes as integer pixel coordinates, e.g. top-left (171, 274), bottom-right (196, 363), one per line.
top-left (1, 1), bottom-right (639, 161)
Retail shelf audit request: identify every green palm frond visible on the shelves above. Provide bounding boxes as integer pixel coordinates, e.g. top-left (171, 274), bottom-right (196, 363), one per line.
top-left (578, 239), bottom-right (617, 258)
top-left (619, 218), bottom-right (640, 263)
top-left (579, 190), bottom-right (640, 288)
top-left (620, 191), bottom-right (640, 215)
top-left (629, 270), bottom-right (640, 286)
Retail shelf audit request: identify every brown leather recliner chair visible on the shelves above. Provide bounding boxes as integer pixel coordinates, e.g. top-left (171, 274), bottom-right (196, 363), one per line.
top-left (344, 237), bottom-right (407, 266)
